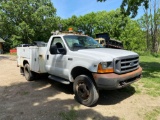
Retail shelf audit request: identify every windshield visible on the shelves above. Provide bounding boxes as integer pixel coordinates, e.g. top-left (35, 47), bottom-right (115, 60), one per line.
top-left (63, 35), bottom-right (103, 51)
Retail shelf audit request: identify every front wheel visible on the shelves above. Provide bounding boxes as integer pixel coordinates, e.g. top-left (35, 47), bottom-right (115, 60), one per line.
top-left (73, 75), bottom-right (99, 107)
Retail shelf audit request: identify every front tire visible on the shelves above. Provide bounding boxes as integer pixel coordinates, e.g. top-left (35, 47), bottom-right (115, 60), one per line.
top-left (24, 64), bottom-right (35, 81)
top-left (73, 75), bottom-right (99, 107)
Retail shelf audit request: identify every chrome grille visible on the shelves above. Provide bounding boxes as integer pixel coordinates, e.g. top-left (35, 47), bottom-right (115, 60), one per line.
top-left (114, 55), bottom-right (139, 74)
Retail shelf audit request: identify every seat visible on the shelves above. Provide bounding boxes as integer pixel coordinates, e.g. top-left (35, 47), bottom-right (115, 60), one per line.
top-left (73, 43), bottom-right (79, 47)
top-left (55, 42), bottom-right (65, 53)
top-left (56, 42), bottom-right (63, 48)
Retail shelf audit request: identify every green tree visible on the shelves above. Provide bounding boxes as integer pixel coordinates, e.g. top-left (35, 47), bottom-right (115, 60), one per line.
top-left (138, 0), bottom-right (160, 53)
top-left (120, 20), bottom-right (145, 50)
top-left (77, 12), bottom-right (97, 36)
top-left (60, 15), bottom-right (78, 32)
top-left (94, 9), bottom-right (128, 39)
top-left (0, 0), bottom-right (57, 50)
top-left (97, 0), bottom-right (149, 18)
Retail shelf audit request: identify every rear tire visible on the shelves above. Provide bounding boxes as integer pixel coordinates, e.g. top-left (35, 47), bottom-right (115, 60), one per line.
top-left (24, 64), bottom-right (35, 81)
top-left (73, 75), bottom-right (99, 107)
top-left (20, 67), bottom-right (24, 75)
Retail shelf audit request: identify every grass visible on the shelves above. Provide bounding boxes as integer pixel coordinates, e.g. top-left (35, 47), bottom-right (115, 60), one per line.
top-left (144, 107), bottom-right (160, 120)
top-left (138, 55), bottom-right (160, 97)
top-left (4, 53), bottom-right (17, 56)
top-left (59, 107), bottom-right (78, 120)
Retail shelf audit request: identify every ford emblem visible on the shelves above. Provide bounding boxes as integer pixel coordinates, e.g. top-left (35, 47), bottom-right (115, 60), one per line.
top-left (130, 62), bottom-right (134, 67)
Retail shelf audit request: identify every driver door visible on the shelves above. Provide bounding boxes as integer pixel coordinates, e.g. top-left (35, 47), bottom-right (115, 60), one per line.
top-left (45, 37), bottom-right (68, 79)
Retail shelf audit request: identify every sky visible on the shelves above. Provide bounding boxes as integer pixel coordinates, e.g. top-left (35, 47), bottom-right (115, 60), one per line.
top-left (51, 0), bottom-right (144, 19)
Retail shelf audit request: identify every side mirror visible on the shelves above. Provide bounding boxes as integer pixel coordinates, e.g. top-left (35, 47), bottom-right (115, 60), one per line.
top-left (50, 45), bottom-right (58, 54)
top-left (50, 45), bottom-right (66, 55)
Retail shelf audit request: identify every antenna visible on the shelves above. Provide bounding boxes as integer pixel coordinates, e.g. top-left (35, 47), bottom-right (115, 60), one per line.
top-left (58, 24), bottom-right (63, 32)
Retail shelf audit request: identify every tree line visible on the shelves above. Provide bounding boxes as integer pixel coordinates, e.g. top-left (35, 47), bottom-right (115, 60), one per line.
top-left (0, 0), bottom-right (159, 53)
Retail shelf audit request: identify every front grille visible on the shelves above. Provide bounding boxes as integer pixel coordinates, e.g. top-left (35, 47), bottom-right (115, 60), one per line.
top-left (114, 55), bottom-right (139, 74)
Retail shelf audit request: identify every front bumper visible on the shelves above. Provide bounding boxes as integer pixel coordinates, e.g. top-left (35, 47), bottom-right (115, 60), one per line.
top-left (92, 66), bottom-right (142, 90)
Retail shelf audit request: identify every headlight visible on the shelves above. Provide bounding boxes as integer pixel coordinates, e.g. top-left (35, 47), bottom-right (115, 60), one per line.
top-left (101, 62), bottom-right (113, 69)
top-left (97, 62), bottom-right (114, 73)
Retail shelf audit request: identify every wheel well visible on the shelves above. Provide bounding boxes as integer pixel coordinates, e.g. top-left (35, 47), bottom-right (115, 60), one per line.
top-left (71, 67), bottom-right (93, 80)
top-left (23, 60), bottom-right (28, 66)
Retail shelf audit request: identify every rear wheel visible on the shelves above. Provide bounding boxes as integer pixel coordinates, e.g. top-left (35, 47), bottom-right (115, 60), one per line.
top-left (73, 75), bottom-right (99, 107)
top-left (20, 67), bottom-right (24, 75)
top-left (24, 64), bottom-right (35, 81)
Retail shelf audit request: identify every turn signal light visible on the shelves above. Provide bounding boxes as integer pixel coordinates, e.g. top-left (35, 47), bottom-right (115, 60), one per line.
top-left (97, 64), bottom-right (114, 73)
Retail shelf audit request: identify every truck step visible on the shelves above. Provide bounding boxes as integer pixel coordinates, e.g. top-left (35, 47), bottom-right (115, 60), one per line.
top-left (48, 75), bottom-right (70, 84)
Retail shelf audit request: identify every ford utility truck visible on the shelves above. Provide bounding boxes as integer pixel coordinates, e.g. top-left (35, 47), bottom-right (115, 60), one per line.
top-left (17, 33), bottom-right (142, 106)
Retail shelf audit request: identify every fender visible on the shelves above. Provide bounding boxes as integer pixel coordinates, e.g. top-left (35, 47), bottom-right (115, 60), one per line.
top-left (67, 60), bottom-right (99, 82)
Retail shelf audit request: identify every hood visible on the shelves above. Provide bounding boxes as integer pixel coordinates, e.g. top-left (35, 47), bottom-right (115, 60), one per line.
top-left (75, 48), bottom-right (138, 61)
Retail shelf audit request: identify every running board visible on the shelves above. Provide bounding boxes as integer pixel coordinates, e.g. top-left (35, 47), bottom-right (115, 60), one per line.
top-left (48, 75), bottom-right (70, 84)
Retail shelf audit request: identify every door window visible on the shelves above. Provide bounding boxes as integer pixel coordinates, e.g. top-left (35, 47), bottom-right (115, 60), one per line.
top-left (51, 37), bottom-right (64, 47)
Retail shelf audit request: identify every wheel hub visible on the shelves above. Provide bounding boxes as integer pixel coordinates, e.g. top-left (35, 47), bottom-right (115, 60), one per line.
top-left (78, 83), bottom-right (89, 100)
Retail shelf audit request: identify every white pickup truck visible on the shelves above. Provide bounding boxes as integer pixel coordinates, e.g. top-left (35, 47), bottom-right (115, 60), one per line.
top-left (17, 33), bottom-right (142, 106)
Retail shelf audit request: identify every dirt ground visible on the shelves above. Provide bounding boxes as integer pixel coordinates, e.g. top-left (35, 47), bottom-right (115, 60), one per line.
top-left (0, 55), bottom-right (160, 120)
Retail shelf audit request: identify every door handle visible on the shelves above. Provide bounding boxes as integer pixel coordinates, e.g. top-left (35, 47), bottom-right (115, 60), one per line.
top-left (68, 58), bottom-right (73, 61)
top-left (47, 55), bottom-right (49, 60)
